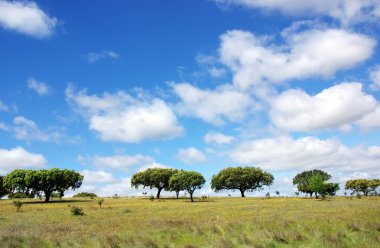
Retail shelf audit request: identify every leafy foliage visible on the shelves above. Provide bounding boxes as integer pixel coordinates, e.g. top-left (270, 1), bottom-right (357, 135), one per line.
top-left (4, 168), bottom-right (83, 202)
top-left (211, 167), bottom-right (274, 197)
top-left (0, 176), bottom-right (9, 198)
top-left (293, 170), bottom-right (331, 197)
top-left (73, 192), bottom-right (98, 198)
top-left (71, 206), bottom-right (84, 216)
top-left (308, 175), bottom-right (339, 200)
top-left (12, 200), bottom-right (23, 212)
top-left (345, 179), bottom-right (380, 196)
top-left (168, 170), bottom-right (205, 202)
top-left (131, 168), bottom-right (177, 199)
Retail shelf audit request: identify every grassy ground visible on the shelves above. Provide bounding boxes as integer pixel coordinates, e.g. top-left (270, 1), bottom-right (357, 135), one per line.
top-left (0, 197), bottom-right (379, 248)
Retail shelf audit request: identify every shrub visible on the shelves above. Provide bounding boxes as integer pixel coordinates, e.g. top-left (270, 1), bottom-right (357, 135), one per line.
top-left (71, 206), bottom-right (84, 216)
top-left (12, 200), bottom-right (23, 212)
top-left (73, 192), bottom-right (98, 198)
top-left (265, 192), bottom-right (271, 199)
top-left (8, 192), bottom-right (32, 199)
top-left (149, 195), bottom-right (154, 201)
top-left (98, 199), bottom-right (104, 208)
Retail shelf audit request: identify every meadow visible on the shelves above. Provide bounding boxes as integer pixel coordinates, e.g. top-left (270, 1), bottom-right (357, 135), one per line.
top-left (0, 197), bottom-right (379, 248)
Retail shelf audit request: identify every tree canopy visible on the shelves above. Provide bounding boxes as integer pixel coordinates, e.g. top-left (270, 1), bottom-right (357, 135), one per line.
top-left (293, 169), bottom-right (331, 198)
top-left (0, 175), bottom-right (9, 199)
top-left (308, 174), bottom-right (340, 200)
top-left (211, 166), bottom-right (274, 197)
top-left (168, 170), bottom-right (205, 202)
top-left (345, 179), bottom-right (380, 196)
top-left (131, 168), bottom-right (177, 199)
top-left (4, 168), bottom-right (83, 202)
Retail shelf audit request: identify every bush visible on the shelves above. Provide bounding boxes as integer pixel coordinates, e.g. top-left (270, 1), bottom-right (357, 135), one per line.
top-left (71, 206), bottom-right (84, 216)
top-left (73, 192), bottom-right (98, 198)
top-left (149, 195), bottom-right (154, 201)
top-left (98, 199), bottom-right (104, 208)
top-left (8, 192), bottom-right (34, 199)
top-left (12, 200), bottom-right (23, 212)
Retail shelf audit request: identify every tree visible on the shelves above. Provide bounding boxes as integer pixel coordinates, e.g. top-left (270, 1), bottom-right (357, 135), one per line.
top-left (211, 167), bottom-right (274, 197)
top-left (0, 176), bottom-right (9, 199)
top-left (4, 168), bottom-right (83, 202)
top-left (308, 175), bottom-right (339, 200)
top-left (168, 170), bottom-right (205, 202)
top-left (293, 169), bottom-right (331, 198)
top-left (345, 179), bottom-right (380, 196)
top-left (131, 168), bottom-right (177, 199)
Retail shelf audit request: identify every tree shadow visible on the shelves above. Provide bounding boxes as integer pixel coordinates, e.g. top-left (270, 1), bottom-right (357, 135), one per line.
top-left (23, 199), bottom-right (92, 204)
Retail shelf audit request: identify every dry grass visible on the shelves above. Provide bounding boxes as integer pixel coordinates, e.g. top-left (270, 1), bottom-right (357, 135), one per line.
top-left (0, 197), bottom-right (379, 247)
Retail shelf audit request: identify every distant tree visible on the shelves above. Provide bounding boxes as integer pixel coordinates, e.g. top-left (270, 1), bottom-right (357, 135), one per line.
top-left (293, 170), bottom-right (331, 198)
top-left (211, 167), bottom-right (274, 197)
top-left (345, 179), bottom-right (380, 196)
top-left (4, 168), bottom-right (83, 202)
top-left (131, 168), bottom-right (177, 199)
top-left (275, 191), bottom-right (280, 197)
top-left (0, 176), bottom-right (9, 198)
top-left (73, 192), bottom-right (98, 198)
top-left (168, 170), bottom-right (205, 202)
top-left (307, 175), bottom-right (339, 200)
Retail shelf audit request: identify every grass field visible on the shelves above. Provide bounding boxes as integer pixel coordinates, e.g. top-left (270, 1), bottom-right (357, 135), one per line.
top-left (0, 197), bottom-right (379, 248)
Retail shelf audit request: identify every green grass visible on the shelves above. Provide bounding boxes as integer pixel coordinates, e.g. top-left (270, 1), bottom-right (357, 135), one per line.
top-left (0, 197), bottom-right (379, 247)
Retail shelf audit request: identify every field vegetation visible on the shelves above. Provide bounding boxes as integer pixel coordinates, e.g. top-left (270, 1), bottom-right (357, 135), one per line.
top-left (0, 196), bottom-right (379, 248)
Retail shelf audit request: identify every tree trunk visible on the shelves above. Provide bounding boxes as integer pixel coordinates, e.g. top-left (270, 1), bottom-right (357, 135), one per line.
top-left (176, 191), bottom-right (179, 198)
top-left (240, 189), bottom-right (245, 197)
top-left (156, 187), bottom-right (163, 199)
top-left (44, 191), bottom-right (51, 202)
top-left (190, 192), bottom-right (194, 202)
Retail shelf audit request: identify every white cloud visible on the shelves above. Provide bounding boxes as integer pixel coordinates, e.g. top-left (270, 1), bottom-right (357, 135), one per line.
top-left (0, 100), bottom-right (8, 111)
top-left (138, 162), bottom-right (170, 172)
top-left (355, 106), bottom-right (380, 131)
top-left (216, 0), bottom-right (380, 25)
top-left (231, 136), bottom-right (380, 174)
top-left (27, 78), bottom-right (50, 96)
top-left (66, 85), bottom-right (183, 143)
top-left (219, 28), bottom-right (375, 89)
top-left (0, 146), bottom-right (46, 174)
top-left (0, 0), bottom-right (57, 38)
top-left (93, 154), bottom-right (154, 171)
top-left (270, 83), bottom-right (377, 131)
top-left (204, 131), bottom-right (234, 145)
top-left (81, 170), bottom-right (115, 184)
top-left (85, 50), bottom-right (119, 63)
top-left (173, 83), bottom-right (252, 125)
top-left (13, 116), bottom-right (60, 142)
top-left (369, 65), bottom-right (380, 91)
top-left (177, 147), bottom-right (207, 164)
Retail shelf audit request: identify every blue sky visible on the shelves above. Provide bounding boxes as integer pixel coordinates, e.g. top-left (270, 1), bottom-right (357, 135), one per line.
top-left (1, 0), bottom-right (380, 197)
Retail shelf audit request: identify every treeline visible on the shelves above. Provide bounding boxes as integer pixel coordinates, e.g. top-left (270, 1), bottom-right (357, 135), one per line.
top-left (0, 167), bottom-right (379, 202)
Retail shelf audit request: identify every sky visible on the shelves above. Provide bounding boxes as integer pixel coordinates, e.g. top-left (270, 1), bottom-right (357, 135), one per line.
top-left (0, 0), bottom-right (380, 197)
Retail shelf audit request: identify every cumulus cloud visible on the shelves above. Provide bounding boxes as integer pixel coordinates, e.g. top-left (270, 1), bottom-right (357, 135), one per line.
top-left (204, 131), bottom-right (234, 145)
top-left (216, 0), bottom-right (380, 25)
top-left (85, 50), bottom-right (119, 63)
top-left (369, 65), bottom-right (380, 91)
top-left (0, 0), bottom-right (57, 38)
top-left (92, 154), bottom-right (154, 171)
top-left (27, 78), bottom-right (50, 96)
top-left (219, 28), bottom-right (375, 89)
top-left (65, 85), bottom-right (183, 143)
top-left (0, 146), bottom-right (46, 174)
top-left (270, 83), bottom-right (378, 131)
top-left (173, 83), bottom-right (252, 125)
top-left (13, 116), bottom-right (60, 142)
top-left (0, 122), bottom-right (9, 131)
top-left (231, 136), bottom-right (380, 174)
top-left (81, 170), bottom-right (115, 184)
top-left (355, 106), bottom-right (380, 131)
top-left (177, 147), bottom-right (207, 164)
